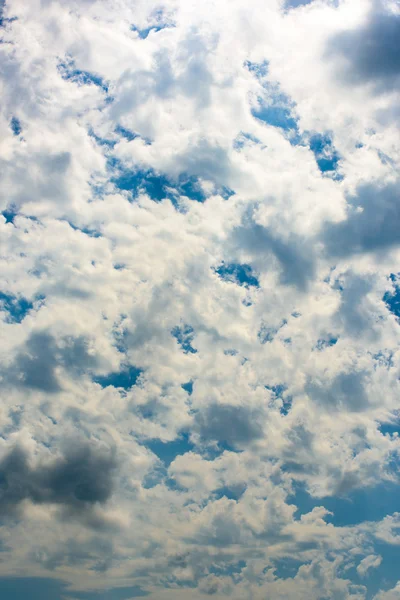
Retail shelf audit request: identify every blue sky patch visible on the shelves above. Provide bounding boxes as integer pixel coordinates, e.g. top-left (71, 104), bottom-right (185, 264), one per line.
top-left (145, 433), bottom-right (194, 467)
top-left (10, 116), bottom-right (22, 136)
top-left (378, 415), bottom-right (400, 437)
top-left (252, 103), bottom-right (298, 131)
top-left (1, 207), bottom-right (18, 223)
top-left (233, 132), bottom-right (262, 151)
top-left (0, 578), bottom-right (69, 600)
top-left (65, 220), bottom-right (102, 238)
top-left (246, 65), bottom-right (300, 134)
top-left (289, 480), bottom-right (400, 527)
top-left (272, 557), bottom-right (306, 579)
top-left (112, 161), bottom-right (208, 204)
top-left (113, 168), bottom-right (170, 201)
top-left (308, 132), bottom-right (341, 174)
top-left (72, 585), bottom-right (148, 600)
top-left (171, 324), bottom-right (197, 354)
top-left (219, 186), bottom-right (235, 199)
top-left (209, 560), bottom-right (246, 577)
top-left (251, 79), bottom-right (299, 133)
top-left (131, 23), bottom-right (172, 40)
top-left (59, 60), bottom-right (109, 93)
top-left (315, 336), bottom-right (338, 350)
top-left (114, 125), bottom-right (151, 146)
top-left (0, 574), bottom-right (143, 599)
top-left (363, 542), bottom-right (400, 600)
top-left (258, 319), bottom-right (287, 344)
top-left (114, 125), bottom-right (138, 142)
top-left (266, 384), bottom-right (292, 415)
top-left (89, 129), bottom-right (116, 149)
top-left (331, 540), bottom-right (400, 600)
top-left (284, 0), bottom-right (314, 8)
top-left (215, 262), bottom-right (259, 287)
top-left (93, 365), bottom-right (143, 389)
top-left (244, 59), bottom-right (269, 79)
top-left (178, 176), bottom-right (207, 202)
top-left (212, 483), bottom-right (246, 501)
top-left (0, 292), bottom-right (33, 323)
top-left (181, 381), bottom-right (193, 395)
top-left (383, 279), bottom-right (400, 318)
top-left (131, 9), bottom-right (174, 39)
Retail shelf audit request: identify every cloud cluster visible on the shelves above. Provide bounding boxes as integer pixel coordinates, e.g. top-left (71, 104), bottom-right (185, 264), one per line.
top-left (0, 442), bottom-right (117, 520)
top-left (1, 0), bottom-right (400, 598)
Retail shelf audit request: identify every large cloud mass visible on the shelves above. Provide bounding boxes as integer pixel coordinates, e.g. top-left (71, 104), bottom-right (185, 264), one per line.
top-left (1, 0), bottom-right (400, 598)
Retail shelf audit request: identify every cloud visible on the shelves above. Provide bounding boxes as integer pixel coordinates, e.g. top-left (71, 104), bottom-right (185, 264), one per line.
top-left (0, 441), bottom-right (117, 522)
top-left (193, 403), bottom-right (264, 448)
top-left (2, 331), bottom-right (98, 392)
top-left (376, 583), bottom-right (400, 600)
top-left (323, 181), bottom-right (400, 257)
top-left (233, 220), bottom-right (316, 290)
top-left (356, 553), bottom-right (382, 577)
top-left (0, 0), bottom-right (400, 597)
top-left (327, 3), bottom-right (400, 94)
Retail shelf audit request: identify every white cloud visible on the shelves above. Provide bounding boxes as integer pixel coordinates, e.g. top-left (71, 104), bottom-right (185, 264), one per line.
top-left (1, 0), bottom-right (400, 597)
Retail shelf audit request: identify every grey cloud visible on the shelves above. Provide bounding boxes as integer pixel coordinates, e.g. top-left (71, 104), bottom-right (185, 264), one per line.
top-left (110, 31), bottom-right (214, 124)
top-left (333, 470), bottom-right (363, 496)
top-left (323, 181), bottom-right (400, 257)
top-left (176, 31), bottom-right (215, 107)
top-left (327, 5), bottom-right (400, 93)
top-left (10, 332), bottom-right (61, 393)
top-left (0, 151), bottom-right (72, 213)
top-left (234, 221), bottom-right (315, 290)
top-left (282, 424), bottom-right (318, 475)
top-left (0, 442), bottom-right (117, 521)
top-left (307, 371), bottom-right (370, 412)
top-left (4, 331), bottom-right (98, 392)
top-left (31, 536), bottom-right (114, 571)
top-left (176, 140), bottom-right (232, 185)
top-left (333, 274), bottom-right (378, 339)
top-left (196, 510), bottom-right (243, 547)
top-left (194, 404), bottom-right (264, 448)
top-left (286, 423), bottom-right (314, 453)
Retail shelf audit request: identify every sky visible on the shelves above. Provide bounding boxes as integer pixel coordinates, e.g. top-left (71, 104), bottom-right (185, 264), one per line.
top-left (0, 0), bottom-right (400, 598)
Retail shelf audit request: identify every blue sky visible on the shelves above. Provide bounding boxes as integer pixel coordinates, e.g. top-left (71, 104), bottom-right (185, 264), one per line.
top-left (1, 0), bottom-right (400, 599)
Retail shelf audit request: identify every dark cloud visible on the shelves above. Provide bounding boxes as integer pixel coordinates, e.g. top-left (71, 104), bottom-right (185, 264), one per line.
top-left (327, 5), bottom-right (400, 93)
top-left (234, 221), bottom-right (315, 290)
top-left (323, 181), bottom-right (400, 257)
top-left (0, 442), bottom-right (117, 521)
top-left (10, 332), bottom-right (61, 392)
top-left (307, 371), bottom-right (369, 412)
top-left (194, 404), bottom-right (264, 448)
top-left (4, 331), bottom-right (98, 392)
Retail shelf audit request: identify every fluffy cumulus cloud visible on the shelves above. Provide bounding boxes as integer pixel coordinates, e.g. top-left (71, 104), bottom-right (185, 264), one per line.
top-left (0, 0), bottom-right (400, 598)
